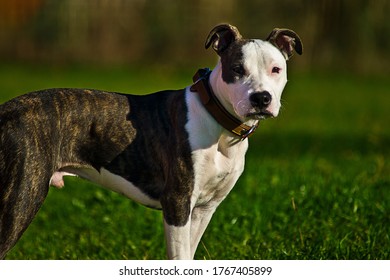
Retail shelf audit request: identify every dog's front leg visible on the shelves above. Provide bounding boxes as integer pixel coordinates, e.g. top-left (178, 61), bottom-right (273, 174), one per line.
top-left (189, 205), bottom-right (217, 259)
top-left (164, 220), bottom-right (191, 260)
top-left (161, 189), bottom-right (193, 260)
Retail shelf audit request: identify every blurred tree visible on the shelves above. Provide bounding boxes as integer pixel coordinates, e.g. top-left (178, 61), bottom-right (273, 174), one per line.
top-left (0, 0), bottom-right (43, 26)
top-left (0, 0), bottom-right (388, 74)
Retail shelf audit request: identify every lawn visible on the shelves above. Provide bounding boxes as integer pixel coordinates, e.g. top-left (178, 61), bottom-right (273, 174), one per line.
top-left (1, 65), bottom-right (389, 259)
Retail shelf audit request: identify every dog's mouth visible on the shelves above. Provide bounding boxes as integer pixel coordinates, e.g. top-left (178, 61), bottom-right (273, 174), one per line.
top-left (246, 110), bottom-right (274, 120)
top-left (235, 101), bottom-right (275, 120)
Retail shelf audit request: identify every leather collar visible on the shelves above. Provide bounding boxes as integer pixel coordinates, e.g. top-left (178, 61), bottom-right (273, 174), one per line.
top-left (190, 68), bottom-right (258, 140)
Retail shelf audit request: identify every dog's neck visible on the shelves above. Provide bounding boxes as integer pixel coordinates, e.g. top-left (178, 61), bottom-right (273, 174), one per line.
top-left (209, 62), bottom-right (259, 128)
top-left (190, 66), bottom-right (258, 140)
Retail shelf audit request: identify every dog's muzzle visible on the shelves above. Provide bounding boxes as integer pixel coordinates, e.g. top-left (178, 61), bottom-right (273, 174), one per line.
top-left (248, 91), bottom-right (274, 119)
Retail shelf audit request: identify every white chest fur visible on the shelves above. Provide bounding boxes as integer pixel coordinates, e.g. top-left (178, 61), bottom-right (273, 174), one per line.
top-left (185, 87), bottom-right (249, 209)
top-left (191, 136), bottom-right (247, 208)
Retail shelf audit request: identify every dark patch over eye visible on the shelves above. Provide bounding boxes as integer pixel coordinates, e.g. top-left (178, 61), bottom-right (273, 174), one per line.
top-left (272, 66), bottom-right (281, 74)
top-left (220, 40), bottom-right (248, 84)
top-left (232, 64), bottom-right (246, 76)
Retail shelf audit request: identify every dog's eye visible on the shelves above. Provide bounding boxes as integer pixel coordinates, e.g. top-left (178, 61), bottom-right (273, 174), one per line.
top-left (232, 65), bottom-right (245, 76)
top-left (272, 67), bottom-right (281, 74)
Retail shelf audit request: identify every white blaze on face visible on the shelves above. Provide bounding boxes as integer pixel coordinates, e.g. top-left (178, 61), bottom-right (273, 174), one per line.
top-left (212, 40), bottom-right (288, 120)
top-left (240, 40), bottom-right (288, 117)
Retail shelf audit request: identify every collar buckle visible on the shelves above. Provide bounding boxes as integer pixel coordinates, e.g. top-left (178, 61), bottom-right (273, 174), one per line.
top-left (239, 123), bottom-right (258, 140)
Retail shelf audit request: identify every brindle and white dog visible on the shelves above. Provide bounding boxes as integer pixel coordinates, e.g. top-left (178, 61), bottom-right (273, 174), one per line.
top-left (0, 24), bottom-right (302, 259)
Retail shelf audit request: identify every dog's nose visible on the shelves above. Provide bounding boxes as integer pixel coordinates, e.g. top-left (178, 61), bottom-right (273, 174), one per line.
top-left (249, 91), bottom-right (272, 108)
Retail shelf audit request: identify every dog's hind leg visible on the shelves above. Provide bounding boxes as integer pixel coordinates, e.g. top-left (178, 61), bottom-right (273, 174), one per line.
top-left (0, 164), bottom-right (50, 259)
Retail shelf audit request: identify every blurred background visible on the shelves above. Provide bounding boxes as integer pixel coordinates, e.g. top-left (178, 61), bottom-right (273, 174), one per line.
top-left (0, 0), bottom-right (389, 74)
top-left (1, 0), bottom-right (389, 260)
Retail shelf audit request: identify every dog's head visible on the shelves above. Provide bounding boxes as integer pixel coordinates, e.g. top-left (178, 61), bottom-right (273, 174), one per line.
top-left (206, 24), bottom-right (302, 120)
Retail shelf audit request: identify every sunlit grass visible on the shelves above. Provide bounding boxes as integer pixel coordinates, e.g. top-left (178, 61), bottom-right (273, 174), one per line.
top-left (1, 65), bottom-right (388, 259)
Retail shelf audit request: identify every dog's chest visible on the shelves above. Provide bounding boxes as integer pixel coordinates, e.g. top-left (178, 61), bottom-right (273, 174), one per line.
top-left (184, 88), bottom-right (249, 207)
top-left (191, 138), bottom-right (248, 207)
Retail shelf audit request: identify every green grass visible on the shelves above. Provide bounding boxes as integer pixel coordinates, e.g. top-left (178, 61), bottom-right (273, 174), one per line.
top-left (1, 65), bottom-right (389, 259)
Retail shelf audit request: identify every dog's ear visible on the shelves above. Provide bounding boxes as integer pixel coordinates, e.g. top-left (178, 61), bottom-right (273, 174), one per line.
top-left (205, 24), bottom-right (242, 55)
top-left (266, 28), bottom-right (303, 60)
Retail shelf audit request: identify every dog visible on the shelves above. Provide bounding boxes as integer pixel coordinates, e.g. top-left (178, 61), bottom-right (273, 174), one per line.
top-left (0, 24), bottom-right (302, 259)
